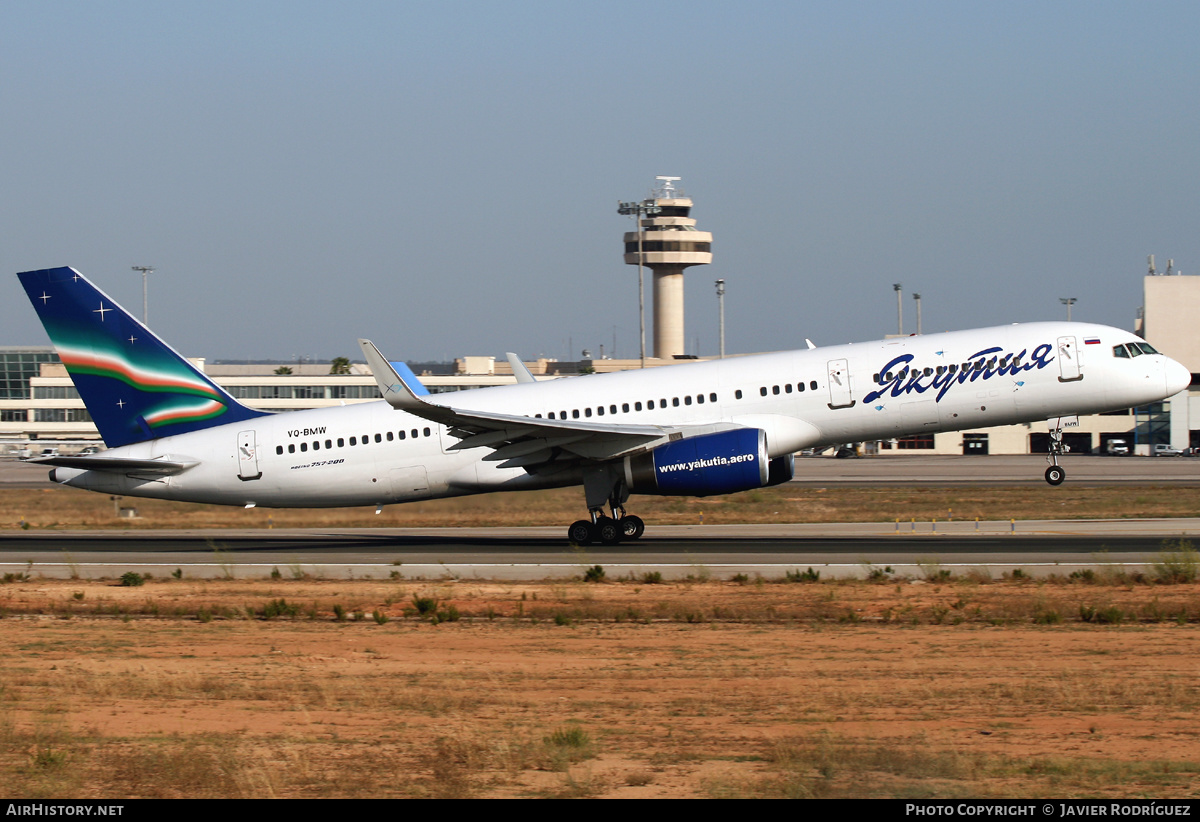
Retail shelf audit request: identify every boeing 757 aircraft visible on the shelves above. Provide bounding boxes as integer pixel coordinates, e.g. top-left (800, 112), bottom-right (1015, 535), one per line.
top-left (17, 266), bottom-right (1191, 544)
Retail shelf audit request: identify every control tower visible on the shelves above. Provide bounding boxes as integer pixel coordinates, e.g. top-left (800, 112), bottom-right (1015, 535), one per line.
top-left (622, 177), bottom-right (713, 359)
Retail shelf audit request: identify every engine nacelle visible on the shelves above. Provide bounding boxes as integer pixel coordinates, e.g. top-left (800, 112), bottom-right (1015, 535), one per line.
top-left (624, 428), bottom-right (768, 497)
top-left (765, 454), bottom-right (795, 487)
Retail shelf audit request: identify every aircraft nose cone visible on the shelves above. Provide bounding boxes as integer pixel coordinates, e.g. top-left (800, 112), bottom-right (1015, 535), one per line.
top-left (1166, 358), bottom-right (1192, 395)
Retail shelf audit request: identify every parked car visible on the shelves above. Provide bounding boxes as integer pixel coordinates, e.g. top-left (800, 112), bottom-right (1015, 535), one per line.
top-left (1153, 443), bottom-right (1185, 457)
top-left (79, 445), bottom-right (102, 456)
top-left (38, 447), bottom-right (59, 457)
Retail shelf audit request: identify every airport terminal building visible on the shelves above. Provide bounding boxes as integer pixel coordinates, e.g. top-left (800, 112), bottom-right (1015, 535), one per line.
top-left (3, 273), bottom-right (1198, 457)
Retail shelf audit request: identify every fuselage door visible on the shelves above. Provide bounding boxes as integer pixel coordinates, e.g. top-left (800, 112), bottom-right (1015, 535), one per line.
top-left (827, 359), bottom-right (855, 409)
top-left (1057, 336), bottom-right (1082, 382)
top-left (237, 430), bottom-right (261, 481)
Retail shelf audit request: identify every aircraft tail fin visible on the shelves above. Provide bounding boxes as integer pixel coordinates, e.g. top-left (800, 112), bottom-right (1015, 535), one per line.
top-left (17, 266), bottom-right (267, 448)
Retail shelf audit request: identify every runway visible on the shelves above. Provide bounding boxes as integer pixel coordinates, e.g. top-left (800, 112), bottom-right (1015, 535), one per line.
top-left (3, 519), bottom-right (1198, 580)
top-left (3, 454), bottom-right (1198, 579)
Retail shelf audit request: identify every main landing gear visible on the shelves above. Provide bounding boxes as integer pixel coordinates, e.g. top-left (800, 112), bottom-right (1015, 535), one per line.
top-left (1045, 426), bottom-right (1068, 486)
top-left (568, 473), bottom-right (645, 545)
top-left (567, 505), bottom-right (645, 546)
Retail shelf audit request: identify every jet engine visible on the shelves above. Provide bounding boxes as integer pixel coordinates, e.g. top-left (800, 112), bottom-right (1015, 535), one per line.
top-left (623, 428), bottom-right (772, 496)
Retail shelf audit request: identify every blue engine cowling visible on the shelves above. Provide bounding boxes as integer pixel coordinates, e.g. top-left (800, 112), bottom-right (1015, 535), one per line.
top-left (623, 428), bottom-right (769, 497)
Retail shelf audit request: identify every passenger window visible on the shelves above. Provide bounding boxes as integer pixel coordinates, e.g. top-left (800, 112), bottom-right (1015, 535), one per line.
top-left (760, 387), bottom-right (767, 397)
top-left (610, 404), bottom-right (618, 414)
top-left (386, 432), bottom-right (393, 441)
top-left (772, 385), bottom-right (780, 395)
top-left (325, 439), bottom-right (332, 449)
top-left (635, 401), bottom-right (642, 411)
top-left (423, 427), bottom-right (431, 437)
top-left (710, 393), bottom-right (717, 402)
top-left (735, 390), bottom-right (743, 399)
top-left (797, 382), bottom-right (805, 392)
top-left (548, 412), bottom-right (555, 419)
top-left (572, 410), bottom-right (580, 419)
top-left (684, 395), bottom-right (692, 405)
top-left (672, 397), bottom-right (680, 407)
top-left (313, 441), bottom-right (320, 451)
top-left (809, 381), bottom-right (817, 390)
top-left (648, 400), bottom-right (655, 410)
top-left (411, 429), bottom-right (418, 438)
top-left (585, 408), bottom-right (593, 417)
top-left (349, 437), bottom-right (357, 446)
top-left (300, 442), bottom-right (308, 452)
top-left (622, 403), bottom-right (630, 413)
top-left (697, 394), bottom-right (704, 403)
top-left (924, 367), bottom-right (933, 377)
top-left (288, 444), bottom-right (295, 454)
top-left (784, 384), bottom-right (792, 394)
top-left (337, 438), bottom-right (344, 447)
top-left (398, 430), bottom-right (406, 439)
top-left (596, 406), bottom-right (603, 416)
top-left (375, 434), bottom-right (382, 443)
top-left (276, 445), bottom-right (283, 455)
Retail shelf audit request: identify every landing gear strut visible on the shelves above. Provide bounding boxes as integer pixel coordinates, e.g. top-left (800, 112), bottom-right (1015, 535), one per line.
top-left (1045, 426), bottom-right (1068, 486)
top-left (567, 472), bottom-right (645, 545)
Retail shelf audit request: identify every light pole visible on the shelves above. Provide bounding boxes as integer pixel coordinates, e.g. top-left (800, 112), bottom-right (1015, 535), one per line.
top-left (617, 198), bottom-right (662, 368)
top-left (715, 278), bottom-right (726, 358)
top-left (912, 292), bottom-right (922, 335)
top-left (132, 266), bottom-right (155, 324)
top-left (893, 283), bottom-right (903, 335)
top-left (1059, 297), bottom-right (1077, 322)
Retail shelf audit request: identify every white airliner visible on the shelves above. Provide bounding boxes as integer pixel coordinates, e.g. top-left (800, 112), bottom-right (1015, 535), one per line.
top-left (18, 266), bottom-right (1191, 544)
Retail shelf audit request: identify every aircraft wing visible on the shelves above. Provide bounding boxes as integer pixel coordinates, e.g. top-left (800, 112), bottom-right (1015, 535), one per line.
top-left (25, 455), bottom-right (198, 476)
top-left (359, 339), bottom-right (740, 467)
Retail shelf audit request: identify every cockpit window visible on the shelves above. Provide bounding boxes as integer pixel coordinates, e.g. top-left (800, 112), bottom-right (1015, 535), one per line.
top-left (1135, 342), bottom-right (1159, 355)
top-left (1113, 344), bottom-right (1130, 359)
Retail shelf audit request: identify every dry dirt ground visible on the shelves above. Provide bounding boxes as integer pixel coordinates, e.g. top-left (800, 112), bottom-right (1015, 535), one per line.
top-left (2, 574), bottom-right (1200, 798)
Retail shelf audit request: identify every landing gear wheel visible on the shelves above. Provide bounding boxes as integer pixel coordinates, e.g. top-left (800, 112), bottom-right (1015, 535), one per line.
top-left (568, 520), bottom-right (595, 545)
top-left (619, 515), bottom-right (645, 540)
top-left (1045, 465), bottom-right (1065, 486)
top-left (595, 517), bottom-right (623, 545)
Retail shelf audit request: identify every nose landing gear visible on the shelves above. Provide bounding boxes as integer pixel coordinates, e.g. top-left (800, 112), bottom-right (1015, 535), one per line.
top-left (1045, 425), bottom-right (1068, 486)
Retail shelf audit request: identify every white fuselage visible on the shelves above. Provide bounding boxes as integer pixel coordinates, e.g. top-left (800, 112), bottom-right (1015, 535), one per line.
top-left (52, 322), bottom-right (1189, 508)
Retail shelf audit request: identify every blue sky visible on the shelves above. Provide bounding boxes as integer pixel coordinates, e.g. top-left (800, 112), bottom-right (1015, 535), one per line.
top-left (2, 1), bottom-right (1196, 362)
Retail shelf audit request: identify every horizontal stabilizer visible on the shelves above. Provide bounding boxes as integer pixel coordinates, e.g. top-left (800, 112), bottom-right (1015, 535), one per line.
top-left (26, 455), bottom-right (197, 476)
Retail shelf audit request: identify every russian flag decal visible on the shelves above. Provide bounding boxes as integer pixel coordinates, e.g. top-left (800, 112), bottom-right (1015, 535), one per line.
top-left (1084, 337), bottom-right (1101, 345)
